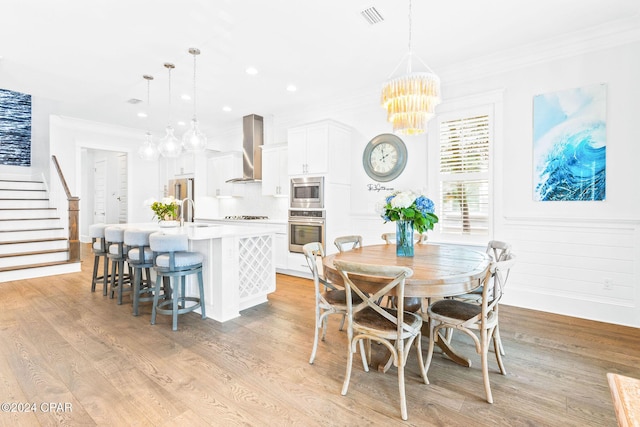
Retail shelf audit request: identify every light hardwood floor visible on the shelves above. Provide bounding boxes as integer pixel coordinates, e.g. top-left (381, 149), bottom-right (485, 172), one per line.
top-left (0, 244), bottom-right (638, 426)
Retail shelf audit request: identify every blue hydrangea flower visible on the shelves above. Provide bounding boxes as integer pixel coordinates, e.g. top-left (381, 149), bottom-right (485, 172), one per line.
top-left (415, 196), bottom-right (435, 214)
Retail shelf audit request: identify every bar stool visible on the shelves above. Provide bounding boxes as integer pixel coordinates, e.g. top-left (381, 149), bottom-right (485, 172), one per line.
top-left (105, 226), bottom-right (132, 305)
top-left (89, 223), bottom-right (110, 295)
top-left (149, 231), bottom-right (206, 331)
top-left (125, 229), bottom-right (169, 316)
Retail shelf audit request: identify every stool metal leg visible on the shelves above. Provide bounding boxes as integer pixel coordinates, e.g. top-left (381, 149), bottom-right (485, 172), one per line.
top-left (198, 270), bottom-right (206, 319)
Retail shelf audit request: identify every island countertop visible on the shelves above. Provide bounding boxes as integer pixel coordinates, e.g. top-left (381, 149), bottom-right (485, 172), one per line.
top-left (121, 222), bottom-right (278, 240)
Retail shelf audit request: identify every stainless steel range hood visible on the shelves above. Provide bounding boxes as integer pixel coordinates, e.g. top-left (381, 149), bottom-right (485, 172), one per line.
top-left (226, 114), bottom-right (263, 183)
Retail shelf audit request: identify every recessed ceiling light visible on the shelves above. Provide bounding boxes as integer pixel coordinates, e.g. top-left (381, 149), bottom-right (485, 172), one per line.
top-left (222, 106), bottom-right (232, 112)
top-left (177, 120), bottom-right (186, 126)
top-left (137, 112), bottom-right (148, 118)
top-left (286, 84), bottom-right (297, 92)
top-left (181, 94), bottom-right (191, 101)
top-left (245, 67), bottom-right (258, 75)
top-left (127, 98), bottom-right (143, 104)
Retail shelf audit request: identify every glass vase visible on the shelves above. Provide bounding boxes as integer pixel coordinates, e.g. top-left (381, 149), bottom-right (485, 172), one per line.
top-left (396, 220), bottom-right (414, 257)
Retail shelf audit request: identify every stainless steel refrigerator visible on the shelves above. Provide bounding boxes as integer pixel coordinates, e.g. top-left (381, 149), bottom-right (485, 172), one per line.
top-left (168, 178), bottom-right (194, 222)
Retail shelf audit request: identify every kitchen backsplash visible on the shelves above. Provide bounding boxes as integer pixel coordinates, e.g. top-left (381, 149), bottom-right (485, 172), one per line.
top-left (218, 183), bottom-right (288, 220)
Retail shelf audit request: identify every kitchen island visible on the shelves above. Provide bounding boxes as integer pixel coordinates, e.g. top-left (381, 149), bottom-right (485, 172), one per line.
top-left (124, 222), bottom-right (277, 322)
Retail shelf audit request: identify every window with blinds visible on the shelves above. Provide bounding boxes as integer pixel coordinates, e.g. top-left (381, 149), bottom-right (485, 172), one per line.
top-left (438, 114), bottom-right (490, 235)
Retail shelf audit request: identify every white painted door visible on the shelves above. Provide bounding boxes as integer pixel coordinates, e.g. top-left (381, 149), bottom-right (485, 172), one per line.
top-left (93, 159), bottom-right (106, 224)
top-left (117, 154), bottom-right (128, 223)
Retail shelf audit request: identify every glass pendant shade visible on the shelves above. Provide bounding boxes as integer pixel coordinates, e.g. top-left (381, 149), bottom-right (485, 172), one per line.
top-left (182, 118), bottom-right (207, 152)
top-left (138, 131), bottom-right (159, 161)
top-left (158, 125), bottom-right (182, 158)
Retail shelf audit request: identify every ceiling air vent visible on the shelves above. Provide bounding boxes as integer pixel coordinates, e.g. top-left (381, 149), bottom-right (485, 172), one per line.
top-left (127, 98), bottom-right (143, 104)
top-left (360, 6), bottom-right (384, 25)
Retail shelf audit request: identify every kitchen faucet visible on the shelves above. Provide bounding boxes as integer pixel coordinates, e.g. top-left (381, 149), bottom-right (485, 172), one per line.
top-left (180, 198), bottom-right (195, 227)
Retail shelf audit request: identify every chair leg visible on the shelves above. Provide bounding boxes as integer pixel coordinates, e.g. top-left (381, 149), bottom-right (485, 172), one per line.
top-left (310, 306), bottom-right (321, 364)
top-left (415, 333), bottom-right (429, 385)
top-left (91, 255), bottom-right (99, 292)
top-left (495, 325), bottom-right (506, 356)
top-left (109, 260), bottom-right (118, 299)
top-left (480, 328), bottom-right (493, 404)
top-left (132, 267), bottom-right (140, 316)
top-left (117, 260), bottom-right (125, 305)
top-left (338, 313), bottom-right (345, 331)
top-left (493, 327), bottom-right (507, 375)
top-left (398, 349), bottom-right (407, 421)
top-left (151, 274), bottom-right (163, 325)
top-left (102, 255), bottom-right (109, 296)
top-left (341, 340), bottom-right (355, 396)
top-left (172, 277), bottom-right (181, 331)
top-left (424, 321), bottom-right (438, 375)
top-left (197, 270), bottom-right (206, 319)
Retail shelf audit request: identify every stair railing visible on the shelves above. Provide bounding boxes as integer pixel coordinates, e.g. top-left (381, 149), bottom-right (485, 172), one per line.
top-left (51, 155), bottom-right (80, 262)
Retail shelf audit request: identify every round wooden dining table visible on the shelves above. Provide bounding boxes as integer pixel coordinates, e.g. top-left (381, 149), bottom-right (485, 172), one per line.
top-left (322, 243), bottom-right (491, 368)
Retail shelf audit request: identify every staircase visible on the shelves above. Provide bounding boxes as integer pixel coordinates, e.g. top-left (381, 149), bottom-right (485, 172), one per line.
top-left (0, 178), bottom-right (81, 282)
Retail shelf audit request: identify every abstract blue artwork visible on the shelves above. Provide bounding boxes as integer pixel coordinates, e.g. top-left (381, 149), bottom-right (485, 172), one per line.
top-left (0, 88), bottom-right (32, 167)
top-left (533, 84), bottom-right (606, 201)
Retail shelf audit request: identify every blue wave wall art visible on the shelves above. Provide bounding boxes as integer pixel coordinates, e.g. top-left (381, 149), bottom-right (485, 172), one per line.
top-left (0, 88), bottom-right (32, 167)
top-left (533, 84), bottom-right (606, 201)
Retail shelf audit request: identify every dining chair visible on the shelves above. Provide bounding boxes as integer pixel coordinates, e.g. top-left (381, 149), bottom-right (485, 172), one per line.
top-left (303, 242), bottom-right (360, 364)
top-left (424, 253), bottom-right (516, 404)
top-left (451, 240), bottom-right (512, 355)
top-left (333, 235), bottom-right (363, 253)
top-left (334, 259), bottom-right (428, 421)
top-left (380, 232), bottom-right (428, 245)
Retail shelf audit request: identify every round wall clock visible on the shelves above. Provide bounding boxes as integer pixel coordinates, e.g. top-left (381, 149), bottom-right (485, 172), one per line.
top-left (362, 133), bottom-right (408, 182)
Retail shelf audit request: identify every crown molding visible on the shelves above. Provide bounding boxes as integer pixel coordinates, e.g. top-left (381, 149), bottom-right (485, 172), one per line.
top-left (439, 15), bottom-right (640, 85)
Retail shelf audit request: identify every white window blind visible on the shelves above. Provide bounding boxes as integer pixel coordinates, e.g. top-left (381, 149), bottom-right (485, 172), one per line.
top-left (438, 114), bottom-right (490, 235)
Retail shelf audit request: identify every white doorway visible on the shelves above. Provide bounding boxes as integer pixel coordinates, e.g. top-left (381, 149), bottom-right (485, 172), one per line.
top-left (93, 158), bottom-right (106, 224)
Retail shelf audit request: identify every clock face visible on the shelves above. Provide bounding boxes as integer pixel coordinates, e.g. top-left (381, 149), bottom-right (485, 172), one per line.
top-left (362, 134), bottom-right (408, 182)
top-left (370, 143), bottom-right (398, 174)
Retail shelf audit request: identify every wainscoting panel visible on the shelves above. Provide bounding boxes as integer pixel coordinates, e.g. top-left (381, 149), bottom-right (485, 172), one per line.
top-left (500, 217), bottom-right (639, 327)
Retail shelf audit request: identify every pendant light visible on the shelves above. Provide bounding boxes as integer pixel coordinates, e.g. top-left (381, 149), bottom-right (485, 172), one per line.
top-left (182, 48), bottom-right (207, 152)
top-left (138, 74), bottom-right (160, 161)
top-left (380, 0), bottom-right (441, 135)
top-left (157, 62), bottom-right (182, 158)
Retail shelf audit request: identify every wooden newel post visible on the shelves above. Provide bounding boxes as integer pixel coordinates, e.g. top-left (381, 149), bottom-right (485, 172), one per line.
top-left (68, 196), bottom-right (80, 262)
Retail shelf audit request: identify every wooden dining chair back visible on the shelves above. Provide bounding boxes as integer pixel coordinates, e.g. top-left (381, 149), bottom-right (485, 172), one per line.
top-left (333, 259), bottom-right (428, 421)
top-left (303, 242), bottom-right (352, 364)
top-left (424, 253), bottom-right (516, 404)
top-left (334, 235), bottom-right (363, 253)
top-left (380, 232), bottom-right (428, 245)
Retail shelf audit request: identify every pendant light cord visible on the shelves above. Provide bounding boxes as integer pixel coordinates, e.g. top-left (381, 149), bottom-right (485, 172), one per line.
top-left (407, 0), bottom-right (413, 74)
top-left (192, 52), bottom-right (197, 121)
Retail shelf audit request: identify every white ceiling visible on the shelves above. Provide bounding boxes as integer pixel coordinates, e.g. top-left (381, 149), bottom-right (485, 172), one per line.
top-left (1, 0), bottom-right (639, 136)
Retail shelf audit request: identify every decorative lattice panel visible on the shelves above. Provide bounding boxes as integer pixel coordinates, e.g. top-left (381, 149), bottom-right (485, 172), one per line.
top-left (238, 235), bottom-right (274, 300)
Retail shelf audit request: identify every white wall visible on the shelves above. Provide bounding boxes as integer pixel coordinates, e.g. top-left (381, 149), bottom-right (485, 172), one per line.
top-left (259, 40), bottom-right (640, 327)
top-left (49, 116), bottom-right (160, 241)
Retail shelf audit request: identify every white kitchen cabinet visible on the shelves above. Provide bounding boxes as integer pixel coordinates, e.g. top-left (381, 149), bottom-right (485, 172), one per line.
top-left (287, 120), bottom-right (352, 183)
top-left (261, 144), bottom-right (289, 197)
top-left (207, 152), bottom-right (243, 198)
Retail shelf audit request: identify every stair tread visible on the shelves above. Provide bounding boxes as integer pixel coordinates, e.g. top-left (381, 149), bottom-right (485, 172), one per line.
top-left (0, 237), bottom-right (67, 245)
top-left (0, 248), bottom-right (68, 259)
top-left (0, 260), bottom-right (77, 273)
top-left (0, 208), bottom-right (56, 211)
top-left (0, 227), bottom-right (64, 232)
top-left (0, 218), bottom-right (60, 221)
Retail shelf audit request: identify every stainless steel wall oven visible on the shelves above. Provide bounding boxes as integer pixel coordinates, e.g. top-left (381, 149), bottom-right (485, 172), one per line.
top-left (288, 209), bottom-right (325, 253)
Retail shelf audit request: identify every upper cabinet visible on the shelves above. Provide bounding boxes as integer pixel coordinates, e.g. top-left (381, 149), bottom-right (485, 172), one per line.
top-left (261, 144), bottom-right (288, 197)
top-left (287, 120), bottom-right (351, 183)
top-left (207, 151), bottom-right (244, 198)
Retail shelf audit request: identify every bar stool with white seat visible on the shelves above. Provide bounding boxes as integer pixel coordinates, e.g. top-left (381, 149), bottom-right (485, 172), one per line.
top-left (105, 226), bottom-right (132, 305)
top-left (149, 231), bottom-right (206, 331)
top-left (89, 223), bottom-right (110, 296)
top-left (125, 228), bottom-right (168, 316)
